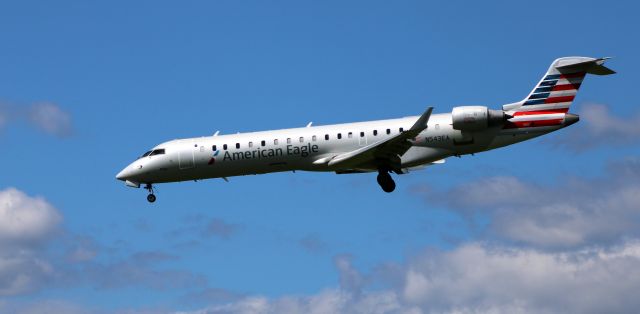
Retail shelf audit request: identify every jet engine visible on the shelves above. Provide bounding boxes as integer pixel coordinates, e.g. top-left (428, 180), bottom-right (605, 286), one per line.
top-left (451, 106), bottom-right (510, 131)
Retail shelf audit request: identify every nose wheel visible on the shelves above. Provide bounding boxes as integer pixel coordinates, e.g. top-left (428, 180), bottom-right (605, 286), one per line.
top-left (377, 171), bottom-right (396, 193)
top-left (144, 184), bottom-right (156, 203)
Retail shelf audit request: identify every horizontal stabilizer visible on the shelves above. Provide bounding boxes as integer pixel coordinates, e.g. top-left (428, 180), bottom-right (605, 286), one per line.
top-left (556, 57), bottom-right (615, 75)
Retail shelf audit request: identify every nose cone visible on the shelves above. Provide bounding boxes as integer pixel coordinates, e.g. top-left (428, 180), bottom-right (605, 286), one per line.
top-left (116, 167), bottom-right (131, 181)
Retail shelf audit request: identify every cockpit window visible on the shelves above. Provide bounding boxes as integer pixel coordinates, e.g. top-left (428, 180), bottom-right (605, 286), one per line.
top-left (150, 149), bottom-right (165, 156)
top-left (138, 149), bottom-right (165, 159)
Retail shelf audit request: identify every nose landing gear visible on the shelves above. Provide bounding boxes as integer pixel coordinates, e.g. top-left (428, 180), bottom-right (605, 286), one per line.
top-left (377, 170), bottom-right (396, 193)
top-left (144, 184), bottom-right (156, 203)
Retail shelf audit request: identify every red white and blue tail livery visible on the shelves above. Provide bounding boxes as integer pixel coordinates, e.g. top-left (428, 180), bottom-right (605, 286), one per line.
top-left (116, 56), bottom-right (615, 202)
top-left (503, 57), bottom-right (614, 129)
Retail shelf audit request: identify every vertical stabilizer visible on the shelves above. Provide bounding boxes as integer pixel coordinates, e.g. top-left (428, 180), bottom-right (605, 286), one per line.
top-left (503, 57), bottom-right (614, 114)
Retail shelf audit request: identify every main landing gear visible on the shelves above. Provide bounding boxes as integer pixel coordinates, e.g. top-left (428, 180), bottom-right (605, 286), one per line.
top-left (377, 170), bottom-right (396, 193)
top-left (145, 183), bottom-right (156, 203)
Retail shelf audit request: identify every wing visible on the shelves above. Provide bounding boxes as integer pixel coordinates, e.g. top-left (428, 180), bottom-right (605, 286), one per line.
top-left (326, 107), bottom-right (433, 173)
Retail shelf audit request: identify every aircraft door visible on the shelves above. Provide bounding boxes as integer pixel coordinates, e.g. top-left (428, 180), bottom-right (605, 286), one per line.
top-left (178, 144), bottom-right (195, 169)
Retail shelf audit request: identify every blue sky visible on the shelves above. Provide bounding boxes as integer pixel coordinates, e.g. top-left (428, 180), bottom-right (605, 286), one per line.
top-left (1, 1), bottom-right (640, 313)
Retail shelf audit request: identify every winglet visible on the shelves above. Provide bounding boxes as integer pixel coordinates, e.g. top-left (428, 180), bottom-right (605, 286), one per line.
top-left (410, 107), bottom-right (434, 131)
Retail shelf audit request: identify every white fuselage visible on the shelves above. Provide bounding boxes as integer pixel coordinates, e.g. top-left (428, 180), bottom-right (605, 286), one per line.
top-left (115, 55), bottom-right (612, 201)
top-left (115, 111), bottom-right (574, 185)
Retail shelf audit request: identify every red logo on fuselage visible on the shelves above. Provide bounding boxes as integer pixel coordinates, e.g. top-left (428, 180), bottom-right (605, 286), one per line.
top-left (208, 150), bottom-right (220, 165)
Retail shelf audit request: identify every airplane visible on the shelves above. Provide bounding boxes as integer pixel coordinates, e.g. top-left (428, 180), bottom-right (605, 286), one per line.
top-left (116, 56), bottom-right (614, 202)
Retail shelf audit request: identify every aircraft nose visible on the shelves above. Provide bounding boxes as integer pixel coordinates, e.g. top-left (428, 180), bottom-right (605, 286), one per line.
top-left (116, 167), bottom-right (130, 181)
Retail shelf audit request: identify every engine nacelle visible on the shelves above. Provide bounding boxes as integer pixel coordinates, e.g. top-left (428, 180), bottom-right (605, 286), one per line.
top-left (451, 106), bottom-right (508, 131)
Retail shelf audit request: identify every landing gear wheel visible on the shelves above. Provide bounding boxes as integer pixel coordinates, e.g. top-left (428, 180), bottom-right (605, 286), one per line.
top-left (377, 172), bottom-right (396, 193)
top-left (144, 183), bottom-right (156, 203)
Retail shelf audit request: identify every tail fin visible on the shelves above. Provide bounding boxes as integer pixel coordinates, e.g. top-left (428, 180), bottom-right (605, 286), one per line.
top-left (503, 57), bottom-right (615, 115)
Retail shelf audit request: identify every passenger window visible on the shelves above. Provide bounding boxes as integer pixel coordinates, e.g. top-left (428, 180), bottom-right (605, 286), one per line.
top-left (386, 128), bottom-right (391, 135)
top-left (287, 138), bottom-right (292, 144)
top-left (337, 133), bottom-right (342, 139)
top-left (261, 140), bottom-right (266, 146)
top-left (373, 130), bottom-right (378, 136)
top-left (399, 127), bottom-right (404, 132)
top-left (312, 135), bottom-right (317, 141)
top-left (299, 137), bottom-right (304, 143)
top-left (223, 144), bottom-right (228, 150)
top-left (212, 145), bottom-right (217, 151)
top-left (435, 124), bottom-right (440, 130)
top-left (348, 132), bottom-right (353, 138)
top-left (360, 132), bottom-right (364, 137)
top-left (236, 143), bottom-right (240, 149)
top-left (249, 142), bottom-right (253, 148)
top-left (274, 139), bottom-right (279, 145)
top-left (325, 134), bottom-right (329, 140)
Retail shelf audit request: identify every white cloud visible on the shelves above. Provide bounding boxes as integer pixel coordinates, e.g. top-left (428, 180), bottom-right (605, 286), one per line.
top-left (0, 188), bottom-right (62, 296)
top-left (552, 103), bottom-right (640, 151)
top-left (0, 101), bottom-right (73, 137)
top-left (0, 254), bottom-right (54, 296)
top-left (334, 254), bottom-right (365, 295)
top-left (0, 188), bottom-right (62, 244)
top-left (402, 242), bottom-right (640, 313)
top-left (177, 157), bottom-right (640, 314)
top-left (418, 158), bottom-right (640, 249)
top-left (27, 102), bottom-right (73, 137)
top-left (5, 241), bottom-right (639, 313)
top-left (177, 241), bottom-right (640, 314)
top-left (579, 103), bottom-right (640, 137)
top-left (175, 290), bottom-right (408, 314)
top-left (7, 242), bottom-right (640, 313)
top-left (0, 187), bottom-right (205, 297)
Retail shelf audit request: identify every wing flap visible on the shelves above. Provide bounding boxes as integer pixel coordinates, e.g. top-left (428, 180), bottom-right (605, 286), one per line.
top-left (328, 132), bottom-right (404, 167)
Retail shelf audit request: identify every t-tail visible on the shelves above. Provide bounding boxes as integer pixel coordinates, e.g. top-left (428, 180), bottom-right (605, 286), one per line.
top-left (502, 57), bottom-right (615, 129)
